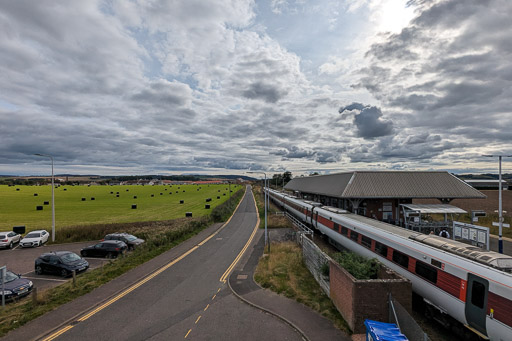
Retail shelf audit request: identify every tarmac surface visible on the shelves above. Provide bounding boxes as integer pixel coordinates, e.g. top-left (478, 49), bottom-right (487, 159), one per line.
top-left (1, 188), bottom-right (346, 341)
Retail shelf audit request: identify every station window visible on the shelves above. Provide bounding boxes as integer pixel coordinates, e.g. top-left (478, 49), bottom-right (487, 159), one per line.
top-left (415, 261), bottom-right (438, 283)
top-left (392, 250), bottom-right (409, 268)
top-left (375, 242), bottom-right (388, 257)
top-left (350, 231), bottom-right (359, 242)
top-left (361, 235), bottom-right (372, 248)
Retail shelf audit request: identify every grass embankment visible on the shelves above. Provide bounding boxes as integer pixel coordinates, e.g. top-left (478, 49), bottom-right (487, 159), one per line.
top-left (0, 188), bottom-right (244, 337)
top-left (0, 184), bottom-right (241, 233)
top-left (252, 186), bottom-right (292, 229)
top-left (254, 242), bottom-right (350, 333)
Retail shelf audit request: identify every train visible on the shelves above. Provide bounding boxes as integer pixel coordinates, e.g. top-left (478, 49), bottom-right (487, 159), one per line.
top-left (266, 188), bottom-right (512, 341)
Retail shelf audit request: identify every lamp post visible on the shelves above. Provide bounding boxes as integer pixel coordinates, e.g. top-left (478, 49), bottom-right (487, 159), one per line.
top-left (248, 171), bottom-right (268, 252)
top-left (483, 154), bottom-right (512, 254)
top-left (35, 153), bottom-right (55, 242)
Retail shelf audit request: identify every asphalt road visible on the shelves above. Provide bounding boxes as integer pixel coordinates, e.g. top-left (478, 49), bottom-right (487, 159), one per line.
top-left (41, 187), bottom-right (301, 340)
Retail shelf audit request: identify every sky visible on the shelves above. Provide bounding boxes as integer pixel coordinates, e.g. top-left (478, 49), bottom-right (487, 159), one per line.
top-left (1, 0), bottom-right (511, 177)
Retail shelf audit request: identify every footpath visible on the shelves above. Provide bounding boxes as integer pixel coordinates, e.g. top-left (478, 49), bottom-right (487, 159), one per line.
top-left (228, 229), bottom-right (351, 341)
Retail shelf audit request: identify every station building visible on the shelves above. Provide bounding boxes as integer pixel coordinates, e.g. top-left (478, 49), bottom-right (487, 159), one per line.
top-left (284, 171), bottom-right (486, 226)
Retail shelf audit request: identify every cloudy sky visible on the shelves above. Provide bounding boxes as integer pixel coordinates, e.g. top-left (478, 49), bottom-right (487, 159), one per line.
top-left (1, 0), bottom-right (511, 176)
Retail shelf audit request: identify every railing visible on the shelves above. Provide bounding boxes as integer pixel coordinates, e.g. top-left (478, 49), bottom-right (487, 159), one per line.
top-left (285, 212), bottom-right (314, 240)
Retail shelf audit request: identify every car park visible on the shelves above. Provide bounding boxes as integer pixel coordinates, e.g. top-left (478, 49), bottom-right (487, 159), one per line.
top-left (80, 240), bottom-right (127, 258)
top-left (35, 251), bottom-right (89, 277)
top-left (20, 230), bottom-right (49, 247)
top-left (0, 270), bottom-right (33, 301)
top-left (104, 233), bottom-right (144, 250)
top-left (0, 231), bottom-right (21, 249)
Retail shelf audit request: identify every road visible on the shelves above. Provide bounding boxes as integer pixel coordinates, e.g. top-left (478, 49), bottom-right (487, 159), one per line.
top-left (36, 187), bottom-right (301, 340)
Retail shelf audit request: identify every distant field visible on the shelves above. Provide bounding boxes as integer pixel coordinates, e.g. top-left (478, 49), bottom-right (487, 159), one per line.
top-left (0, 184), bottom-right (241, 232)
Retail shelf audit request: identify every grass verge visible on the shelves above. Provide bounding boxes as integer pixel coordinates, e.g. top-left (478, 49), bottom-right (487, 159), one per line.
top-left (254, 241), bottom-right (350, 334)
top-left (0, 188), bottom-right (244, 337)
top-left (252, 186), bottom-right (292, 229)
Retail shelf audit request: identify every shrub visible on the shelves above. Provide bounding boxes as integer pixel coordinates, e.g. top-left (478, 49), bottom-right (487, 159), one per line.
top-left (331, 251), bottom-right (379, 280)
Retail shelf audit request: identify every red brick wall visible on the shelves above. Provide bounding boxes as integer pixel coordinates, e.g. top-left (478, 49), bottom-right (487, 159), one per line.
top-left (329, 261), bottom-right (412, 334)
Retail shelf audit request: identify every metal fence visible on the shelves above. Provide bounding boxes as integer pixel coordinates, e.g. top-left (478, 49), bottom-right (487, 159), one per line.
top-left (389, 294), bottom-right (431, 341)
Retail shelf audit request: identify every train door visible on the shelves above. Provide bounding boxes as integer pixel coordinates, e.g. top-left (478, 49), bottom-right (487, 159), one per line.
top-left (465, 273), bottom-right (489, 337)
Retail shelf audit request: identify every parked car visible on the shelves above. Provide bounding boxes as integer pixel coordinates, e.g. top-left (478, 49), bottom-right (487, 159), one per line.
top-left (20, 230), bottom-right (49, 247)
top-left (103, 233), bottom-right (144, 250)
top-left (80, 240), bottom-right (127, 258)
top-left (0, 270), bottom-right (33, 301)
top-left (0, 231), bottom-right (21, 249)
top-left (35, 251), bottom-right (89, 277)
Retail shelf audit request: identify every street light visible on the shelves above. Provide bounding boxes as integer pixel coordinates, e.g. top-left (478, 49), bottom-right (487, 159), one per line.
top-left (483, 154), bottom-right (512, 254)
top-left (248, 171), bottom-right (268, 253)
top-left (34, 153), bottom-right (55, 242)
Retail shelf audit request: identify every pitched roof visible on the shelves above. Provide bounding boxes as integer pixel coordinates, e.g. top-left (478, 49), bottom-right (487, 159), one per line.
top-left (284, 171), bottom-right (486, 199)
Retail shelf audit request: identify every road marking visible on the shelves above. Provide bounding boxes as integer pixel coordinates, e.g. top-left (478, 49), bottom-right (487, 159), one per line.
top-left (219, 195), bottom-right (260, 283)
top-left (212, 294), bottom-right (216, 300)
top-left (23, 276), bottom-right (68, 282)
top-left (42, 325), bottom-right (74, 341)
top-left (185, 329), bottom-right (192, 338)
top-left (217, 287), bottom-right (221, 293)
top-left (40, 187), bottom-right (248, 340)
top-left (195, 316), bottom-right (201, 324)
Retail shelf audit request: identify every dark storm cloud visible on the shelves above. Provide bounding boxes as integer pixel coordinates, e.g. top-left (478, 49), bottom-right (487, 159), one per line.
top-left (242, 82), bottom-right (286, 103)
top-left (339, 103), bottom-right (394, 139)
top-left (131, 80), bottom-right (192, 107)
top-left (358, 0), bottom-right (512, 159)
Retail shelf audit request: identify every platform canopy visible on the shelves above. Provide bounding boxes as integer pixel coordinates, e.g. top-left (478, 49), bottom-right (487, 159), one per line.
top-left (400, 204), bottom-right (467, 214)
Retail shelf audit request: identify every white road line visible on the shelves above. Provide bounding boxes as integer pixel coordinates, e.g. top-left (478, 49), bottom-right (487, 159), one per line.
top-left (23, 276), bottom-right (68, 282)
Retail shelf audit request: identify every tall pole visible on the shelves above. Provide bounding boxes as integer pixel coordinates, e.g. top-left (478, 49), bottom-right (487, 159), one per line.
top-left (499, 156), bottom-right (503, 254)
top-left (35, 154), bottom-right (55, 242)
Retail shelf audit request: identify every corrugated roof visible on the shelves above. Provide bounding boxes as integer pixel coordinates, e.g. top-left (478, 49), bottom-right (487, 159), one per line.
top-left (401, 204), bottom-right (467, 214)
top-left (285, 171), bottom-right (486, 199)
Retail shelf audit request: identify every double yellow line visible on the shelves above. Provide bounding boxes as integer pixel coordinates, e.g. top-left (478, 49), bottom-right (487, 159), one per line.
top-left (41, 188), bottom-right (250, 341)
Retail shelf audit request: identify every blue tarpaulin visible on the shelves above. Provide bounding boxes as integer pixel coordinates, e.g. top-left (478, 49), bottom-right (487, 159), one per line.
top-left (364, 320), bottom-right (408, 341)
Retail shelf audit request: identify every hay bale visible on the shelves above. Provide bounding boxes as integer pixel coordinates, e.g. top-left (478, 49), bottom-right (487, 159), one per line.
top-left (63, 188), bottom-right (67, 191)
top-left (44, 201), bottom-right (49, 205)
top-left (133, 196), bottom-right (137, 199)
top-left (131, 204), bottom-right (137, 209)
top-left (217, 196), bottom-right (220, 199)
top-left (116, 194), bottom-right (119, 197)
top-left (110, 191), bottom-right (114, 194)
top-left (91, 197), bottom-right (95, 200)
top-left (205, 204), bottom-right (210, 209)
top-left (185, 212), bottom-right (192, 217)
top-left (206, 198), bottom-right (211, 202)
top-left (151, 194), bottom-right (154, 197)
top-left (126, 189), bottom-right (129, 192)
top-left (160, 193), bottom-right (163, 195)
top-left (82, 198), bottom-right (86, 201)
top-left (36, 206), bottom-right (43, 210)
top-left (223, 193), bottom-right (226, 196)
top-left (16, 188), bottom-right (20, 191)
top-left (34, 193), bottom-right (38, 196)
top-left (180, 200), bottom-right (184, 204)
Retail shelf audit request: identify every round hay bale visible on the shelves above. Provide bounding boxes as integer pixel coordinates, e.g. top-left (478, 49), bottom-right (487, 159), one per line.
top-left (206, 198), bottom-right (211, 202)
top-left (131, 204), bottom-right (137, 209)
top-left (44, 201), bottom-right (49, 205)
top-left (16, 188), bottom-right (20, 191)
top-left (185, 212), bottom-right (192, 217)
top-left (160, 193), bottom-right (163, 195)
top-left (91, 197), bottom-right (95, 200)
top-left (133, 196), bottom-right (137, 199)
top-left (63, 188), bottom-right (67, 191)
top-left (110, 191), bottom-right (114, 194)
top-left (180, 200), bottom-right (184, 204)
top-left (36, 206), bottom-right (43, 210)
top-left (217, 196), bottom-right (220, 199)
top-left (81, 198), bottom-right (86, 201)
top-left (151, 194), bottom-right (154, 197)
top-left (205, 204), bottom-right (210, 209)
top-left (116, 194), bottom-right (120, 197)
top-left (34, 193), bottom-right (38, 196)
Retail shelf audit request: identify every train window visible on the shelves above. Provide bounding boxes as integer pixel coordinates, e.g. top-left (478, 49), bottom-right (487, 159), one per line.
top-left (341, 226), bottom-right (348, 236)
top-left (350, 231), bottom-right (359, 242)
top-left (375, 242), bottom-right (388, 257)
top-left (333, 223), bottom-right (339, 231)
top-left (361, 235), bottom-right (372, 248)
top-left (431, 259), bottom-right (442, 269)
top-left (471, 282), bottom-right (485, 309)
top-left (392, 250), bottom-right (409, 268)
top-left (415, 262), bottom-right (437, 283)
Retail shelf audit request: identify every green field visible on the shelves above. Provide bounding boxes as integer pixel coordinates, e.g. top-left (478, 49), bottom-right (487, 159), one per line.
top-left (0, 184), bottom-right (241, 232)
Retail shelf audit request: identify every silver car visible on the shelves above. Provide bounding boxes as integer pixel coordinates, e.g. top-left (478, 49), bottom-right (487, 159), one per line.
top-left (0, 231), bottom-right (21, 249)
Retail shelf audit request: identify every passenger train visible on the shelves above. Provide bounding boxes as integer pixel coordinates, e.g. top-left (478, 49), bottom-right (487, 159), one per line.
top-left (266, 188), bottom-right (512, 341)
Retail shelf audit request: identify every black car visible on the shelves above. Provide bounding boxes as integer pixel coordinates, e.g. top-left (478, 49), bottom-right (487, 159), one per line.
top-left (103, 233), bottom-right (144, 250)
top-left (0, 270), bottom-right (33, 301)
top-left (35, 251), bottom-right (89, 277)
top-left (80, 240), bottom-right (127, 258)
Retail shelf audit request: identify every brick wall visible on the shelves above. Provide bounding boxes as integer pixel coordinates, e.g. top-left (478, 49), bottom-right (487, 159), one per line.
top-left (329, 260), bottom-right (412, 334)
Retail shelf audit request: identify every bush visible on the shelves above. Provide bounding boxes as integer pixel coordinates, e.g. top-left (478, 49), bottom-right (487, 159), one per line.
top-left (331, 252), bottom-right (379, 280)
